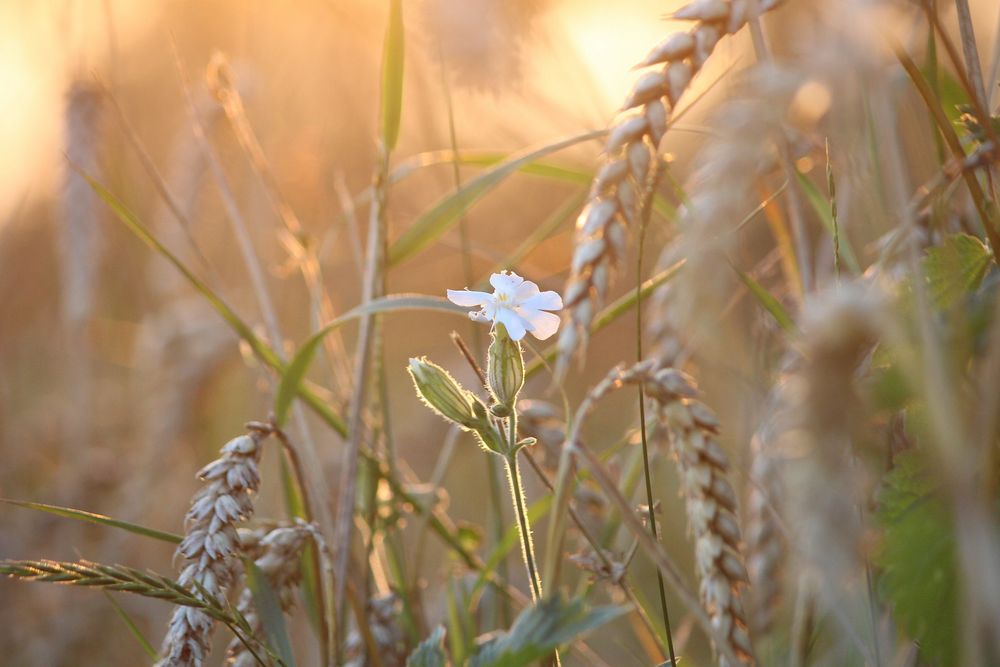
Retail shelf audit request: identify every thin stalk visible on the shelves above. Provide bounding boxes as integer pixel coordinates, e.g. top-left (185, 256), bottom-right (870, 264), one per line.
top-left (438, 48), bottom-right (510, 628)
top-left (635, 161), bottom-right (678, 665)
top-left (504, 413), bottom-right (542, 602)
top-left (334, 141), bottom-right (390, 658)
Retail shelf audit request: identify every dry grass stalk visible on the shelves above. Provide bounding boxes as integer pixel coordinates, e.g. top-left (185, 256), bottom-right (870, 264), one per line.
top-left (582, 360), bottom-right (755, 666)
top-left (558, 0), bottom-right (785, 373)
top-left (155, 426), bottom-right (269, 667)
top-left (227, 524), bottom-right (311, 667)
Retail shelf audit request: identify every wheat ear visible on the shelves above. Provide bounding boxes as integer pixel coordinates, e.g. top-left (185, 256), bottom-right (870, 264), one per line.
top-left (557, 0), bottom-right (785, 374)
top-left (577, 361), bottom-right (755, 665)
top-left (155, 426), bottom-right (268, 667)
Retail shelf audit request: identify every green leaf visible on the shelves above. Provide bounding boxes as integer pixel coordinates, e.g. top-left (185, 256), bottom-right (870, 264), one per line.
top-left (731, 264), bottom-right (796, 333)
top-left (796, 171), bottom-right (860, 274)
top-left (104, 592), bottom-right (158, 659)
top-left (388, 130), bottom-right (605, 266)
top-left (923, 233), bottom-right (992, 309)
top-left (1, 499), bottom-right (181, 544)
top-left (380, 0), bottom-right (404, 150)
top-left (274, 295), bottom-right (466, 426)
top-left (246, 561), bottom-right (297, 667)
top-left (407, 626), bottom-right (448, 667)
top-left (876, 452), bottom-right (957, 666)
top-left (470, 595), bottom-right (626, 667)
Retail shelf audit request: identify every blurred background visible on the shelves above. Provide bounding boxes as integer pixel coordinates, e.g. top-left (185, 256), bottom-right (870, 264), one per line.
top-left (1, 0), bottom-right (998, 665)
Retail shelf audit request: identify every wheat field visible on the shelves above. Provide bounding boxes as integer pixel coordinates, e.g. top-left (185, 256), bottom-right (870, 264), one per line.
top-left (2, 0), bottom-right (1000, 665)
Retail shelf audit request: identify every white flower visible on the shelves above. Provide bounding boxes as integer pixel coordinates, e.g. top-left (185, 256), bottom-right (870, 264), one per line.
top-left (447, 271), bottom-right (563, 341)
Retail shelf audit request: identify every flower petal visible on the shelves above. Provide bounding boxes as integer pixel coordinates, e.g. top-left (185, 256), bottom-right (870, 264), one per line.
top-left (490, 271), bottom-right (524, 297)
top-left (520, 309), bottom-right (561, 340)
top-left (514, 279), bottom-right (540, 302)
top-left (520, 290), bottom-right (563, 312)
top-left (447, 289), bottom-right (492, 308)
top-left (496, 307), bottom-right (528, 341)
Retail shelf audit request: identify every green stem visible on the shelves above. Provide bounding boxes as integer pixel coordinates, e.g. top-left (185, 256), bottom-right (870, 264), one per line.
top-left (504, 413), bottom-right (543, 602)
top-left (637, 161), bottom-right (679, 665)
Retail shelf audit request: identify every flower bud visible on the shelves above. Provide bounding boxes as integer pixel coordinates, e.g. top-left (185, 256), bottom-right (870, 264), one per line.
top-left (408, 357), bottom-right (481, 429)
top-left (487, 324), bottom-right (524, 408)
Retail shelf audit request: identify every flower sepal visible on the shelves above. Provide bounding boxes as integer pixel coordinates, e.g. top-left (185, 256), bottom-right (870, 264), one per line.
top-left (487, 323), bottom-right (525, 409)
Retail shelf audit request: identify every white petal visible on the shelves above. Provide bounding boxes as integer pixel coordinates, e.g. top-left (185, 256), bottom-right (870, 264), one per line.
top-left (521, 309), bottom-right (561, 340)
top-left (520, 290), bottom-right (563, 312)
top-left (490, 271), bottom-right (524, 296)
top-left (447, 289), bottom-right (492, 308)
top-left (514, 279), bottom-right (540, 302)
top-left (496, 308), bottom-right (527, 341)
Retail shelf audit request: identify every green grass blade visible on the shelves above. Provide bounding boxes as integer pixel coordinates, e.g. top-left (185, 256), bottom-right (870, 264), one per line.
top-left (380, 0), bottom-right (405, 150)
top-left (523, 259), bottom-right (686, 379)
top-left (1, 499), bottom-right (181, 544)
top-left (387, 130), bottom-right (605, 266)
top-left (476, 191), bottom-right (588, 288)
top-left (104, 591), bottom-right (158, 659)
top-left (246, 561), bottom-right (297, 667)
top-left (731, 264), bottom-right (796, 333)
top-left (275, 295), bottom-right (466, 426)
top-left (796, 171), bottom-right (861, 274)
top-left (86, 174), bottom-right (350, 437)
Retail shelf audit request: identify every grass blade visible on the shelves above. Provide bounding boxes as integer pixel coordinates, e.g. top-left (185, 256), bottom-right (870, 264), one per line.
top-left (1, 499), bottom-right (181, 544)
top-left (104, 591), bottom-right (159, 659)
top-left (246, 561), bottom-right (297, 667)
top-left (731, 263), bottom-right (796, 333)
top-left (388, 130), bottom-right (605, 266)
top-left (523, 259), bottom-right (686, 379)
top-left (380, 0), bottom-right (405, 150)
top-left (796, 170), bottom-right (860, 274)
top-left (274, 295), bottom-right (465, 426)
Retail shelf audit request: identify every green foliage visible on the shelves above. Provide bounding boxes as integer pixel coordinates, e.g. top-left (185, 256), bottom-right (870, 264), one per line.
top-left (246, 561), bottom-right (297, 667)
top-left (2, 498), bottom-right (182, 544)
top-left (923, 233), bottom-right (992, 309)
top-left (387, 130), bottom-right (603, 266)
top-left (380, 0), bottom-right (405, 150)
top-left (469, 596), bottom-right (626, 667)
top-left (275, 295), bottom-right (466, 426)
top-left (731, 263), bottom-right (796, 333)
top-left (407, 626), bottom-right (448, 667)
top-left (876, 452), bottom-right (958, 666)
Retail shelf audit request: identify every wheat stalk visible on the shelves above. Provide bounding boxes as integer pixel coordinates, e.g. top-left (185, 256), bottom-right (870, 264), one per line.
top-left (155, 426), bottom-right (269, 667)
top-left (557, 0), bottom-right (785, 374)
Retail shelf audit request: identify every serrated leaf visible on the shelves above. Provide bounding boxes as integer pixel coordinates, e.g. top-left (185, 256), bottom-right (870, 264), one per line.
top-left (2, 499), bottom-right (181, 544)
top-left (407, 626), bottom-right (448, 667)
top-left (388, 130), bottom-right (604, 266)
top-left (469, 596), bottom-right (627, 667)
top-left (380, 0), bottom-right (404, 150)
top-left (274, 295), bottom-right (466, 426)
top-left (923, 233), bottom-right (992, 309)
top-left (246, 561), bottom-right (296, 667)
top-left (876, 452), bottom-right (957, 666)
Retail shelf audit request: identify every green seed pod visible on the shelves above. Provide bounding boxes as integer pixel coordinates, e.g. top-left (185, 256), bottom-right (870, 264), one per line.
top-left (408, 357), bottom-right (481, 429)
top-left (487, 324), bottom-right (524, 409)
